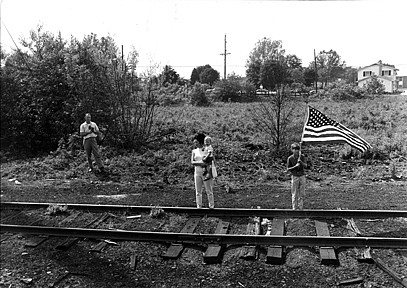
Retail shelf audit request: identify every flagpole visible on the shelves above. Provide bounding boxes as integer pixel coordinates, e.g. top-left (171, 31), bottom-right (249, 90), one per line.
top-left (300, 104), bottom-right (310, 153)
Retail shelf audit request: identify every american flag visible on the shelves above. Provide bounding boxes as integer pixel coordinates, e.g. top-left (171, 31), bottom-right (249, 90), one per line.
top-left (301, 106), bottom-right (372, 153)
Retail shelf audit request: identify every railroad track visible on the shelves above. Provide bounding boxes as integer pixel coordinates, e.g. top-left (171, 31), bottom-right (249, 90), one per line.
top-left (1, 202), bottom-right (407, 266)
top-left (2, 201), bottom-right (406, 218)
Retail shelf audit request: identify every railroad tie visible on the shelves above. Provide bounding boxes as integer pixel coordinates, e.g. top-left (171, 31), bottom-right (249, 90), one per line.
top-left (345, 218), bottom-right (375, 264)
top-left (314, 220), bottom-right (339, 265)
top-left (19, 219), bottom-right (45, 247)
top-left (91, 219), bottom-right (125, 253)
top-left (203, 219), bottom-right (230, 264)
top-left (55, 213), bottom-right (110, 251)
top-left (25, 211), bottom-right (82, 248)
top-left (239, 216), bottom-right (261, 260)
top-left (24, 235), bottom-right (49, 248)
top-left (162, 217), bottom-right (201, 259)
top-left (266, 218), bottom-right (286, 265)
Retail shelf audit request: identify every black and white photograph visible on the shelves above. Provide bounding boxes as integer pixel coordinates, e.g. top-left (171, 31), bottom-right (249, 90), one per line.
top-left (1, 0), bottom-right (406, 287)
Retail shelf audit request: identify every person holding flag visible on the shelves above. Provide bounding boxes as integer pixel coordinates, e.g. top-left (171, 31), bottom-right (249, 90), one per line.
top-left (287, 142), bottom-right (308, 210)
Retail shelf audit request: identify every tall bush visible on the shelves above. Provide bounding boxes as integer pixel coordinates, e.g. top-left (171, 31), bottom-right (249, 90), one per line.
top-left (0, 27), bottom-right (172, 155)
top-left (189, 82), bottom-right (211, 106)
top-left (364, 75), bottom-right (385, 95)
top-left (249, 86), bottom-right (295, 151)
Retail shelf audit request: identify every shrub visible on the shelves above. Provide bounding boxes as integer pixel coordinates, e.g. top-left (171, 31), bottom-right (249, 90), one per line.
top-left (156, 84), bottom-right (189, 106)
top-left (318, 82), bottom-right (367, 100)
top-left (189, 82), bottom-right (211, 106)
top-left (363, 75), bottom-right (385, 95)
top-left (212, 76), bottom-right (256, 102)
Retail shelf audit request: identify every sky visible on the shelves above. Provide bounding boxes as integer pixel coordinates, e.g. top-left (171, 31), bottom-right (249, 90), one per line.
top-left (1, 0), bottom-right (406, 79)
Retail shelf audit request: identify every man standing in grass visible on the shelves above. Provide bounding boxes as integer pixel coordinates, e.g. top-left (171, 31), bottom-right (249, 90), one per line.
top-left (80, 113), bottom-right (105, 173)
top-left (286, 142), bottom-right (307, 210)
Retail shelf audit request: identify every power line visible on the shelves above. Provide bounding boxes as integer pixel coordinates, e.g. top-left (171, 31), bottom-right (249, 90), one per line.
top-left (1, 20), bottom-right (32, 74)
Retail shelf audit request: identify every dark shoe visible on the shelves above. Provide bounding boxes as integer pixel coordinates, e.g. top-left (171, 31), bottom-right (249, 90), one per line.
top-left (204, 176), bottom-right (211, 181)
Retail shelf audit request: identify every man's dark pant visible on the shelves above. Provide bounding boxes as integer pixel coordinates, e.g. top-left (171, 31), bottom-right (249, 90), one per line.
top-left (84, 137), bottom-right (103, 170)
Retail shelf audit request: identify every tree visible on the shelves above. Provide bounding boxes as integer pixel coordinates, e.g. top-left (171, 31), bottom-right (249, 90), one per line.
top-left (190, 64), bottom-right (220, 86)
top-left (160, 65), bottom-right (180, 86)
top-left (196, 64), bottom-right (212, 76)
top-left (1, 26), bottom-right (74, 155)
top-left (285, 54), bottom-right (304, 85)
top-left (313, 49), bottom-right (345, 87)
top-left (289, 68), bottom-right (305, 85)
top-left (1, 26), bottom-right (173, 155)
top-left (303, 67), bottom-right (316, 87)
top-left (246, 38), bottom-right (285, 86)
top-left (200, 67), bottom-right (220, 86)
top-left (247, 38), bottom-right (285, 65)
top-left (342, 66), bottom-right (358, 84)
top-left (245, 59), bottom-right (262, 88)
top-left (190, 68), bottom-right (199, 84)
top-left (246, 39), bottom-right (295, 151)
top-left (285, 54), bottom-right (302, 70)
top-left (260, 59), bottom-right (289, 90)
top-left (250, 87), bottom-right (295, 151)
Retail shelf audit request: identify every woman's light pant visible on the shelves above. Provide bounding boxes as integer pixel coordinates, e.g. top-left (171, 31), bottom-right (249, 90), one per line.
top-left (291, 175), bottom-right (306, 210)
top-left (194, 175), bottom-right (214, 208)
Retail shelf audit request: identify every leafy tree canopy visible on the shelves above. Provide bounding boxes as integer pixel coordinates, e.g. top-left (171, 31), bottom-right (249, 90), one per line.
top-left (309, 49), bottom-right (345, 87)
top-left (190, 64), bottom-right (220, 86)
top-left (160, 65), bottom-right (180, 86)
top-left (190, 68), bottom-right (200, 85)
top-left (246, 38), bottom-right (303, 88)
top-left (246, 38), bottom-right (285, 66)
top-left (200, 67), bottom-right (220, 86)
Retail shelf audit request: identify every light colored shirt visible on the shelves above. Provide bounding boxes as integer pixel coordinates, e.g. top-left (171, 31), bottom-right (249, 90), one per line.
top-left (203, 145), bottom-right (213, 156)
top-left (192, 148), bottom-right (205, 176)
top-left (80, 121), bottom-right (99, 140)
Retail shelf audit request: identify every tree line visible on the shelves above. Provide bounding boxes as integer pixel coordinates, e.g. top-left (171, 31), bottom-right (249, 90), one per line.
top-left (0, 28), bottom-right (371, 157)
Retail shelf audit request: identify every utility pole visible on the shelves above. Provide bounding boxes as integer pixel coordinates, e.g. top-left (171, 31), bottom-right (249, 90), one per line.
top-left (220, 34), bottom-right (231, 80)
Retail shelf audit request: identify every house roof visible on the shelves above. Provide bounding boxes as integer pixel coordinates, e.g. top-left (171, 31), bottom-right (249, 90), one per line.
top-left (358, 61), bottom-right (397, 71)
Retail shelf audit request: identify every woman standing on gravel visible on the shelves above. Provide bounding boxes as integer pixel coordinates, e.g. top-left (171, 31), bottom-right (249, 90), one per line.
top-left (191, 133), bottom-right (215, 208)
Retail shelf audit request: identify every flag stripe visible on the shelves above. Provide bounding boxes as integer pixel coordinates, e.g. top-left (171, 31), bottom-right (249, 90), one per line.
top-left (303, 134), bottom-right (367, 152)
top-left (303, 128), bottom-right (369, 148)
top-left (302, 135), bottom-right (367, 152)
top-left (337, 123), bottom-right (372, 146)
top-left (302, 138), bottom-right (367, 152)
top-left (302, 127), bottom-right (371, 152)
top-left (301, 106), bottom-right (372, 153)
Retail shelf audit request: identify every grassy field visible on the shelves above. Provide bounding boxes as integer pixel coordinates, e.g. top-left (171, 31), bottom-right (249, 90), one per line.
top-left (161, 94), bottom-right (407, 158)
top-left (2, 94), bottom-right (406, 184)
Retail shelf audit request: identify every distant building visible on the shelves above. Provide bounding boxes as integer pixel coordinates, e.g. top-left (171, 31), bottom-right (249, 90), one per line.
top-left (396, 76), bottom-right (407, 89)
top-left (357, 60), bottom-right (398, 93)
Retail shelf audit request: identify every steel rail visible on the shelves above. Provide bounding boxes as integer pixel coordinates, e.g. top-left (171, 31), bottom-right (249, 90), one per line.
top-left (1, 224), bottom-right (406, 248)
top-left (1, 202), bottom-right (406, 219)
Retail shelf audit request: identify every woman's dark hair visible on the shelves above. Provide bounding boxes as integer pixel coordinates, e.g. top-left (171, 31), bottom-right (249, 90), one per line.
top-left (193, 133), bottom-right (206, 145)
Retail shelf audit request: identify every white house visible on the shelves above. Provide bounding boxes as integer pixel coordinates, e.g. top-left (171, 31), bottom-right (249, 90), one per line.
top-left (357, 60), bottom-right (398, 93)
